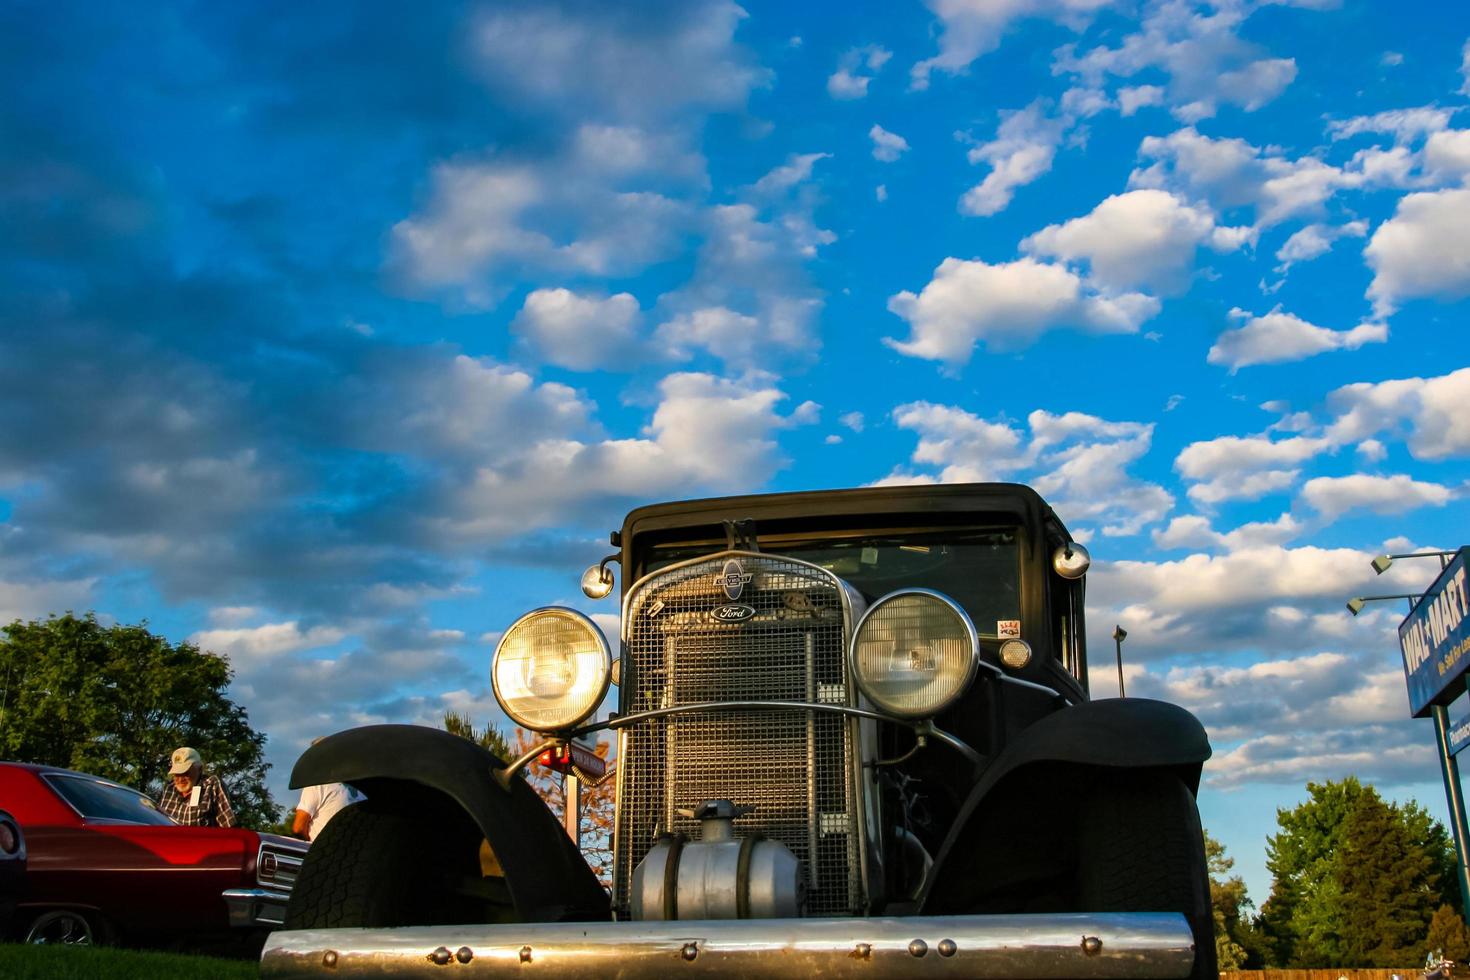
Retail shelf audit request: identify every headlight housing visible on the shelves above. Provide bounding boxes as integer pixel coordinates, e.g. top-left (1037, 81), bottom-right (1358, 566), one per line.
top-left (850, 589), bottom-right (979, 719)
top-left (492, 607), bottom-right (611, 732)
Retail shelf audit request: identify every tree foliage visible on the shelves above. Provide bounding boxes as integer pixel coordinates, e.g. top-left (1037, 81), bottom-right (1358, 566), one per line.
top-left (1260, 776), bottom-right (1455, 968)
top-left (1207, 832), bottom-right (1257, 969)
top-left (441, 712), bottom-right (615, 887)
top-left (0, 612), bottom-right (279, 828)
top-left (1425, 905), bottom-right (1470, 963)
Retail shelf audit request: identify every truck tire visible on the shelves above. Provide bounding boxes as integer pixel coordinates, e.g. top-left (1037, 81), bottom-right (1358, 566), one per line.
top-left (285, 802), bottom-right (503, 929)
top-left (1077, 774), bottom-right (1217, 980)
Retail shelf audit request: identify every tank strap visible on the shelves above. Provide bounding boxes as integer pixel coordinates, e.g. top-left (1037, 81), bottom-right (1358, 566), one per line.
top-left (736, 833), bottom-right (764, 919)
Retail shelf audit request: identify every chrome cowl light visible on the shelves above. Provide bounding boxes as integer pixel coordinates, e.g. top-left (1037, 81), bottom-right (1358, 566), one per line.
top-left (850, 589), bottom-right (979, 719)
top-left (492, 607), bottom-right (610, 732)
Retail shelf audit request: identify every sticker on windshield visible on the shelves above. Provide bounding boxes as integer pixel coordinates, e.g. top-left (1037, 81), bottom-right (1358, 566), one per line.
top-left (997, 620), bottom-right (1021, 638)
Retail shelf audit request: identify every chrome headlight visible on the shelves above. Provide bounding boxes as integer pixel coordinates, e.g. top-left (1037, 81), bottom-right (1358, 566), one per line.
top-left (850, 589), bottom-right (979, 719)
top-left (492, 608), bottom-right (610, 732)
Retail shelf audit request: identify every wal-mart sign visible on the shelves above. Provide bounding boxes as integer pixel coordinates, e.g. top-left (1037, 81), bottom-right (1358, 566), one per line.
top-left (1400, 547), bottom-right (1470, 718)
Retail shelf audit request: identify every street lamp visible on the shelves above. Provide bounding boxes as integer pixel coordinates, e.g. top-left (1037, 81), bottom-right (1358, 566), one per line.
top-left (1346, 593), bottom-right (1422, 615)
top-left (1372, 550), bottom-right (1458, 575)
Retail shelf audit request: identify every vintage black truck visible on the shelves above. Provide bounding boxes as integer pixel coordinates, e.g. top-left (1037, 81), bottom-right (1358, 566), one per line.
top-left (261, 483), bottom-right (1214, 978)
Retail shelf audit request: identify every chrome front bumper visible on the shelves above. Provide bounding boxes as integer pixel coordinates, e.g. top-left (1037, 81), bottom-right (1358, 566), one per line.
top-left (260, 912), bottom-right (1195, 978)
top-left (223, 887), bottom-right (292, 928)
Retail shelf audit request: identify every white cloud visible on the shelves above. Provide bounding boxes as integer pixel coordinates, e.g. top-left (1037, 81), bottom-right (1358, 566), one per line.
top-left (839, 411), bottom-right (865, 432)
top-left (1326, 368), bottom-right (1470, 460)
top-left (869, 124), bottom-right (910, 163)
top-left (390, 160), bottom-right (689, 307)
top-left (1022, 189), bottom-right (1249, 294)
top-left (1424, 129), bottom-right (1470, 182)
top-left (655, 307), bottom-right (763, 364)
top-left (1462, 38), bottom-right (1470, 96)
top-left (1152, 512), bottom-right (1302, 552)
top-left (1364, 187), bottom-right (1470, 316)
top-left (1380, 51), bottom-right (1404, 68)
top-left (1327, 106), bottom-right (1455, 144)
top-left (1130, 128), bottom-right (1350, 228)
top-left (1273, 220), bottom-right (1368, 275)
top-left (1029, 413), bottom-right (1172, 536)
top-left (828, 45), bottom-right (892, 100)
top-left (959, 102), bottom-right (1066, 216)
top-left (885, 257), bottom-right (1160, 364)
top-left (1207, 307), bottom-right (1387, 371)
top-left (1300, 473), bottom-right (1454, 519)
top-left (430, 372), bottom-right (809, 542)
top-left (471, 1), bottom-right (770, 122)
top-left (1086, 543), bottom-right (1398, 660)
top-left (749, 153), bottom-right (830, 197)
top-left (911, 0), bottom-right (1113, 90)
top-left (192, 621), bottom-right (348, 670)
top-left (875, 184), bottom-right (888, 202)
top-left (511, 289), bottom-right (647, 371)
top-left (1055, 1), bottom-right (1305, 122)
top-left (884, 405), bottom-right (1171, 536)
top-left (0, 577), bottom-right (96, 629)
top-left (1117, 84), bottom-right (1164, 116)
top-left (1175, 432), bottom-right (1332, 505)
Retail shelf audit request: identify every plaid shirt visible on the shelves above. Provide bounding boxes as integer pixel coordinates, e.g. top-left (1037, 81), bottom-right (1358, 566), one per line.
top-left (156, 773), bottom-right (236, 828)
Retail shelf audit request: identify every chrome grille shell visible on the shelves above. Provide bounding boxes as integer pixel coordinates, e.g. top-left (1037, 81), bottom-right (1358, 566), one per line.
top-left (615, 551), bottom-right (869, 918)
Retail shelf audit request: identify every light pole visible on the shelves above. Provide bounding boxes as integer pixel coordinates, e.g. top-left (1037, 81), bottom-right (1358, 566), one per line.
top-left (1350, 548), bottom-right (1470, 925)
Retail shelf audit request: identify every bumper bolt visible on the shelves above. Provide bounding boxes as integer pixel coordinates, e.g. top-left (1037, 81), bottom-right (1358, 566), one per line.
top-left (853, 942), bottom-right (872, 959)
top-left (430, 946), bottom-right (452, 966)
top-left (322, 950), bottom-right (338, 968)
top-left (519, 945), bottom-right (533, 963)
top-left (938, 939), bottom-right (957, 958)
top-left (1082, 936), bottom-right (1103, 956)
top-left (908, 939), bottom-right (928, 958)
top-left (456, 947), bottom-right (474, 964)
top-left (682, 942), bottom-right (699, 961)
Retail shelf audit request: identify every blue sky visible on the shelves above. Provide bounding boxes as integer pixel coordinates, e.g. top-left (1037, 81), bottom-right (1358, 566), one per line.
top-left (4, 0), bottom-right (1470, 905)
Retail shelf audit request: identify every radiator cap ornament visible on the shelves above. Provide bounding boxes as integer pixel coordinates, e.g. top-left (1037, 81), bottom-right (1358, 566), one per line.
top-left (719, 558), bottom-right (753, 600)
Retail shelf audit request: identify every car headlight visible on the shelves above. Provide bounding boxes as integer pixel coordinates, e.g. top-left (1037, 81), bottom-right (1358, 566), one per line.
top-left (492, 608), bottom-right (611, 732)
top-left (850, 589), bottom-right (979, 719)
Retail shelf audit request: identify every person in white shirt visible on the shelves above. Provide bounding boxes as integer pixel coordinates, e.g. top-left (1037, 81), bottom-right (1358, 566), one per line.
top-left (292, 780), bottom-right (364, 841)
top-left (291, 738), bottom-right (365, 842)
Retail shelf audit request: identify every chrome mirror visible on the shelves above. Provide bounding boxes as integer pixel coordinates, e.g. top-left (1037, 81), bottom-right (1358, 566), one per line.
top-left (1052, 542), bottom-right (1091, 580)
top-left (581, 562), bottom-right (615, 599)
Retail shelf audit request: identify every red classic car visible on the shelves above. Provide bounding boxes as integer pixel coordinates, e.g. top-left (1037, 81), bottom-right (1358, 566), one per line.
top-left (0, 762), bottom-right (307, 946)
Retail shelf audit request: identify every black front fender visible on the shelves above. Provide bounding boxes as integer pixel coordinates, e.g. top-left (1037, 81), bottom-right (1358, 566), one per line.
top-left (291, 725), bottom-right (609, 921)
top-left (921, 698), bottom-right (1210, 912)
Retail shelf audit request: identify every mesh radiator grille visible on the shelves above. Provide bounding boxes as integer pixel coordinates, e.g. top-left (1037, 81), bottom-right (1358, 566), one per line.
top-left (615, 554), bottom-right (860, 917)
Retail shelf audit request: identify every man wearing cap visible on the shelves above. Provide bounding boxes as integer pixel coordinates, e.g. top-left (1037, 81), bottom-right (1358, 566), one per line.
top-left (156, 747), bottom-right (236, 828)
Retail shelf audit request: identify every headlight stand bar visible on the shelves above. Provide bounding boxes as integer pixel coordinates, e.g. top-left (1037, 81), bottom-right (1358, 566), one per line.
top-left (493, 700), bottom-right (986, 785)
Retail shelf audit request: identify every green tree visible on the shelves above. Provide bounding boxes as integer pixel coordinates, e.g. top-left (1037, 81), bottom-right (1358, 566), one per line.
top-left (1260, 777), bottom-right (1457, 968)
top-left (1338, 791), bottom-right (1440, 966)
top-left (1207, 832), bottom-right (1251, 970)
top-left (1425, 905), bottom-right (1470, 963)
top-left (0, 612), bottom-right (279, 828)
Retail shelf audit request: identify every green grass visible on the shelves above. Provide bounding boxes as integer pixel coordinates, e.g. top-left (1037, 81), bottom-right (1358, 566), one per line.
top-left (0, 943), bottom-right (258, 979)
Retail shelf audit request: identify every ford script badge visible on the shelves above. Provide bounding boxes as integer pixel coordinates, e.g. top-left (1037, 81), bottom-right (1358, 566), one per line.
top-left (719, 558), bottom-right (753, 600)
top-left (710, 603), bottom-right (756, 623)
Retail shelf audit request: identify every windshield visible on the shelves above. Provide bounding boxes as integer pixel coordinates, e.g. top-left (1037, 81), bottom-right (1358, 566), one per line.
top-left (648, 527), bottom-right (1021, 637)
top-left (43, 773), bottom-right (178, 825)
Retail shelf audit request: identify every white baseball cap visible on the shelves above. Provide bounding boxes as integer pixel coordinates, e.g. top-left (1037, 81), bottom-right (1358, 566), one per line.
top-left (168, 747), bottom-right (202, 776)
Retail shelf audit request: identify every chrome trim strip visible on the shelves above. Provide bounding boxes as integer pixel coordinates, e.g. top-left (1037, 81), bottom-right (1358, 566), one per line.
top-left (223, 887), bottom-right (290, 928)
top-left (260, 912), bottom-right (1196, 979)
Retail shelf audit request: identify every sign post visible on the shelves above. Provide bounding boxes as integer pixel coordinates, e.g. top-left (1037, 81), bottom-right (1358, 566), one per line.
top-left (1396, 547), bottom-right (1470, 923)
